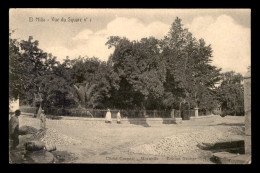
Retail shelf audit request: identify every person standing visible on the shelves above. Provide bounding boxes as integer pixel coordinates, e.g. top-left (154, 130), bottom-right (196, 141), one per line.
top-left (40, 110), bottom-right (46, 130)
top-left (9, 110), bottom-right (20, 149)
top-left (34, 91), bottom-right (43, 118)
top-left (105, 109), bottom-right (112, 123)
top-left (117, 110), bottom-right (121, 124)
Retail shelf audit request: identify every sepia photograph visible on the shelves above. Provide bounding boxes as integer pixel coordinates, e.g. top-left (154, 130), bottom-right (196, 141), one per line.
top-left (9, 8), bottom-right (251, 164)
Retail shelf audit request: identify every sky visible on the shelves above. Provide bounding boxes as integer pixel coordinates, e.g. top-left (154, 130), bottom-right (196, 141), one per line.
top-left (9, 8), bottom-right (251, 75)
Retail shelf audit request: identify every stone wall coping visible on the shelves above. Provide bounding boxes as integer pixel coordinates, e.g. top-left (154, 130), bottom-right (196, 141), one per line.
top-left (21, 112), bottom-right (175, 121)
top-left (190, 114), bottom-right (214, 119)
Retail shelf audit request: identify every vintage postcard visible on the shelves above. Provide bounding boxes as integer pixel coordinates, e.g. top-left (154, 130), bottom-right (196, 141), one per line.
top-left (9, 8), bottom-right (251, 164)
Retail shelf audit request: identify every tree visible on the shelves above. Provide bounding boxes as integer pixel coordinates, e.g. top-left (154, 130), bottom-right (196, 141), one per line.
top-left (36, 55), bottom-right (77, 109)
top-left (73, 82), bottom-right (96, 108)
top-left (161, 17), bottom-right (221, 110)
top-left (69, 57), bottom-right (117, 108)
top-left (10, 17), bottom-right (242, 117)
top-left (17, 36), bottom-right (48, 105)
top-left (106, 36), bottom-right (166, 109)
top-left (10, 35), bottom-right (77, 109)
top-left (9, 30), bottom-right (24, 101)
top-left (217, 71), bottom-right (244, 116)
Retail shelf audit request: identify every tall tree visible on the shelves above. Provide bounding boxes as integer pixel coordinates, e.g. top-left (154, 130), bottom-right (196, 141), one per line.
top-left (161, 17), bottom-right (221, 110)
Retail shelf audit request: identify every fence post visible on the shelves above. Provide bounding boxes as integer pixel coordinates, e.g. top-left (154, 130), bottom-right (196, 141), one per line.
top-left (171, 109), bottom-right (175, 119)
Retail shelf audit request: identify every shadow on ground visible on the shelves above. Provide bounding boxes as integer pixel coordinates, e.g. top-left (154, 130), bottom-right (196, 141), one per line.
top-left (209, 123), bottom-right (244, 126)
top-left (162, 119), bottom-right (176, 124)
top-left (197, 140), bottom-right (245, 164)
top-left (127, 118), bottom-right (151, 127)
top-left (198, 140), bottom-right (244, 154)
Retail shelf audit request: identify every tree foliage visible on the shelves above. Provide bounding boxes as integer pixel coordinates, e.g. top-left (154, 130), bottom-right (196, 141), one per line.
top-left (9, 17), bottom-right (244, 115)
top-left (217, 71), bottom-right (244, 115)
top-left (161, 17), bottom-right (221, 110)
top-left (9, 30), bottom-right (23, 101)
top-left (106, 36), bottom-right (166, 109)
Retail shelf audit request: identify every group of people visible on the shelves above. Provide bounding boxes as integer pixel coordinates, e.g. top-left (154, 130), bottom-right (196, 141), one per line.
top-left (9, 109), bottom-right (46, 150)
top-left (105, 109), bottom-right (121, 124)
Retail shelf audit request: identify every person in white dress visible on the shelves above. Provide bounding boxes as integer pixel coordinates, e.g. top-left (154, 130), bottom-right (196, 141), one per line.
top-left (117, 110), bottom-right (121, 124)
top-left (105, 109), bottom-right (112, 123)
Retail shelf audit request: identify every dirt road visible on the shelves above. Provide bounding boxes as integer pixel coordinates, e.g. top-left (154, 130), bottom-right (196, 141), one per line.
top-left (18, 114), bottom-right (245, 164)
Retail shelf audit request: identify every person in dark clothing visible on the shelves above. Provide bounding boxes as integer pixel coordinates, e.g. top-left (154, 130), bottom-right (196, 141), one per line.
top-left (9, 110), bottom-right (21, 149)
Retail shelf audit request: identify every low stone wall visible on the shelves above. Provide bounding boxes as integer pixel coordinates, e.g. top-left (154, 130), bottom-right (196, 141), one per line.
top-left (21, 112), bottom-right (215, 126)
top-left (21, 112), bottom-right (175, 125)
top-left (55, 117), bottom-right (176, 125)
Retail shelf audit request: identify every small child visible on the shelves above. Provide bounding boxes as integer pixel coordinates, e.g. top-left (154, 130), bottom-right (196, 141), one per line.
top-left (117, 110), bottom-right (121, 124)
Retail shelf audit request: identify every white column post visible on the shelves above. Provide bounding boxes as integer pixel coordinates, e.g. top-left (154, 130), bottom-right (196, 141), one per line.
top-left (194, 108), bottom-right (199, 118)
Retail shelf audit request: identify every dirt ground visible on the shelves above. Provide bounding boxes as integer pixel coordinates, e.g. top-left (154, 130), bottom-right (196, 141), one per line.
top-left (17, 114), bottom-right (245, 164)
